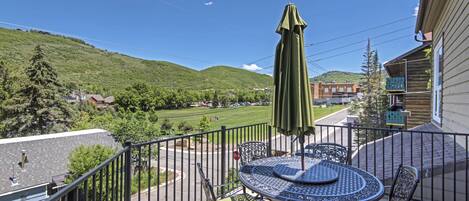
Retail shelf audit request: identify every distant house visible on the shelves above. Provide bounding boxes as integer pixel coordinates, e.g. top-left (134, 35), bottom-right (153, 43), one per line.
top-left (415, 0), bottom-right (469, 133)
top-left (63, 91), bottom-right (86, 104)
top-left (383, 43), bottom-right (432, 128)
top-left (310, 82), bottom-right (360, 104)
top-left (87, 94), bottom-right (104, 105)
top-left (63, 94), bottom-right (79, 104)
top-left (86, 94), bottom-right (114, 109)
top-left (0, 129), bottom-right (120, 201)
top-left (104, 96), bottom-right (115, 105)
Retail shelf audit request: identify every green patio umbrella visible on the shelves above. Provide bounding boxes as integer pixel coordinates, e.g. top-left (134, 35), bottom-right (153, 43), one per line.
top-left (272, 4), bottom-right (315, 171)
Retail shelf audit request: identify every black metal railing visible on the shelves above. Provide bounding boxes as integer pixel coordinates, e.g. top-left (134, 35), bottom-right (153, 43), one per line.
top-left (48, 123), bottom-right (469, 201)
top-left (47, 146), bottom-right (132, 201)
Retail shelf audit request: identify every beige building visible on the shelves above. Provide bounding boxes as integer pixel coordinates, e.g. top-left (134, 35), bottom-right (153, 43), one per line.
top-left (310, 82), bottom-right (360, 100)
top-left (415, 0), bottom-right (469, 133)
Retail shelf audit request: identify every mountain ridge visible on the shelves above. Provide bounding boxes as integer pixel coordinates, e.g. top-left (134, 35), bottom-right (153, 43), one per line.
top-left (0, 27), bottom-right (272, 92)
top-left (310, 70), bottom-right (363, 83)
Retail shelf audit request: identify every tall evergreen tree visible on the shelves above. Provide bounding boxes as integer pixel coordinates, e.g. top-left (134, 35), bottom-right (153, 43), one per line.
top-left (1, 45), bottom-right (76, 137)
top-left (357, 40), bottom-right (388, 143)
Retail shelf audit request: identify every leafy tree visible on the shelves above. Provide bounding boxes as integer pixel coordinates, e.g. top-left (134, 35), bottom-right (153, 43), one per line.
top-left (67, 145), bottom-right (116, 200)
top-left (160, 118), bottom-right (174, 135)
top-left (71, 109), bottom-right (160, 145)
top-left (0, 46), bottom-right (76, 137)
top-left (423, 46), bottom-right (433, 89)
top-left (111, 111), bottom-right (160, 144)
top-left (67, 145), bottom-right (116, 182)
top-left (72, 111), bottom-right (94, 131)
top-left (199, 116), bottom-right (211, 132)
top-left (177, 121), bottom-right (194, 134)
top-left (219, 94), bottom-right (230, 107)
top-left (212, 90), bottom-right (220, 108)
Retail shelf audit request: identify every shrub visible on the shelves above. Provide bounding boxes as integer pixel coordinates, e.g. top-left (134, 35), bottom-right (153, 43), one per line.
top-left (67, 145), bottom-right (116, 182)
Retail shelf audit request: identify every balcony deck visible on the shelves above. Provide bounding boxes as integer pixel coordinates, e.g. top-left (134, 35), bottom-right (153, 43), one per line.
top-left (47, 123), bottom-right (469, 201)
top-left (386, 77), bottom-right (406, 92)
top-left (385, 111), bottom-right (405, 126)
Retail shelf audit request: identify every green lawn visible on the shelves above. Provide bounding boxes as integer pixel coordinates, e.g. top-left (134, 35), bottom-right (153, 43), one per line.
top-left (156, 105), bottom-right (347, 131)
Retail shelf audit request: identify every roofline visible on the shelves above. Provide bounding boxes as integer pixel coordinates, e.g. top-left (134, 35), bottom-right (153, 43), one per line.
top-left (0, 183), bottom-right (48, 197)
top-left (415, 0), bottom-right (427, 33)
top-left (0, 129), bottom-right (109, 145)
top-left (383, 43), bottom-right (430, 66)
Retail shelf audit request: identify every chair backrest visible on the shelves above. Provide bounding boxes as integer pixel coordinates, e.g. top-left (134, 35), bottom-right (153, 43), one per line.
top-left (389, 165), bottom-right (419, 201)
top-left (196, 163), bottom-right (217, 201)
top-left (238, 141), bottom-right (268, 166)
top-left (303, 143), bottom-right (348, 164)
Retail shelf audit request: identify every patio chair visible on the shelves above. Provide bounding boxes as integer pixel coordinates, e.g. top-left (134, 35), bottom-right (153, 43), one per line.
top-left (238, 141), bottom-right (269, 166)
top-left (196, 163), bottom-right (258, 201)
top-left (385, 165), bottom-right (420, 201)
top-left (237, 141), bottom-right (268, 198)
top-left (296, 143), bottom-right (348, 164)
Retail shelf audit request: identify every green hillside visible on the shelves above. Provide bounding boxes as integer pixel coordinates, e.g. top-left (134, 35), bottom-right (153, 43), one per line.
top-left (310, 71), bottom-right (363, 83)
top-left (0, 28), bottom-right (272, 92)
top-left (201, 66), bottom-right (272, 89)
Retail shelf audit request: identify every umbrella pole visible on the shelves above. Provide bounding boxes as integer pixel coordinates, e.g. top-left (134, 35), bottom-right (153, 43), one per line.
top-left (299, 135), bottom-right (305, 171)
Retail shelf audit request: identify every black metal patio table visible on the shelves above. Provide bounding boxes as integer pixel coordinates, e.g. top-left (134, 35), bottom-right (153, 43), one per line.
top-left (238, 157), bottom-right (384, 201)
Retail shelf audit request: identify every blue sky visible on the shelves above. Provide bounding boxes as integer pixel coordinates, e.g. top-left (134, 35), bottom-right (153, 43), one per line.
top-left (0, 0), bottom-right (420, 76)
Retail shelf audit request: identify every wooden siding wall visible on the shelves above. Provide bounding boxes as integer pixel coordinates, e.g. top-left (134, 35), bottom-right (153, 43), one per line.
top-left (404, 51), bottom-right (432, 128)
top-left (433, 0), bottom-right (469, 133)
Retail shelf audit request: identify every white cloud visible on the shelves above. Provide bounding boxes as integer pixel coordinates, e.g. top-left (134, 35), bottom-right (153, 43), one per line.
top-left (204, 1), bottom-right (213, 6)
top-left (413, 4), bottom-right (419, 16)
top-left (242, 64), bottom-right (262, 71)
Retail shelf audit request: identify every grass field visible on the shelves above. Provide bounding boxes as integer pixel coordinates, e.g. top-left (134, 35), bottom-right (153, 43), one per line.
top-left (156, 104), bottom-right (347, 131)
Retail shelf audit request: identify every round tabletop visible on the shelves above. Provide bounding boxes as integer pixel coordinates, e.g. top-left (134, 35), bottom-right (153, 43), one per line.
top-left (239, 157), bottom-right (384, 201)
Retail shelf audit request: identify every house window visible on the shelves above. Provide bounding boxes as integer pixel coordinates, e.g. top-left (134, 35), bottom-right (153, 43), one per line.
top-left (339, 87), bottom-right (344, 92)
top-left (332, 88), bottom-right (336, 93)
top-left (432, 37), bottom-right (443, 124)
top-left (347, 87), bottom-right (352, 92)
top-left (324, 88), bottom-right (329, 93)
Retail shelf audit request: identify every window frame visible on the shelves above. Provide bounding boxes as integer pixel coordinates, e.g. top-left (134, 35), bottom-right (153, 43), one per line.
top-left (432, 37), bottom-right (443, 124)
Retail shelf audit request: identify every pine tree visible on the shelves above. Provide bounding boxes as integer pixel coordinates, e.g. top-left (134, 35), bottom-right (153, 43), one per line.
top-left (359, 39), bottom-right (375, 128)
top-left (357, 40), bottom-right (388, 143)
top-left (1, 45), bottom-right (76, 137)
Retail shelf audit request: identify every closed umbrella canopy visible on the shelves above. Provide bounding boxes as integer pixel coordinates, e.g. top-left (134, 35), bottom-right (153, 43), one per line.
top-left (272, 4), bottom-right (314, 171)
top-left (272, 4), bottom-right (314, 137)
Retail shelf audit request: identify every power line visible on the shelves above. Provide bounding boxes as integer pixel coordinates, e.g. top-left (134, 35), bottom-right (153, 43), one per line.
top-left (262, 34), bottom-right (413, 72)
top-left (307, 26), bottom-right (412, 58)
top-left (247, 55), bottom-right (275, 65)
top-left (0, 20), bottom-right (215, 65)
top-left (309, 34), bottom-right (412, 62)
top-left (244, 16), bottom-right (414, 67)
top-left (305, 16), bottom-right (414, 46)
top-left (309, 61), bottom-right (329, 72)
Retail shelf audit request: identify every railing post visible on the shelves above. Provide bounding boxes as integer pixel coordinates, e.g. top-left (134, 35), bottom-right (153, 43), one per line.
top-left (124, 141), bottom-right (132, 201)
top-left (347, 123), bottom-right (353, 165)
top-left (220, 126), bottom-right (227, 197)
top-left (268, 125), bottom-right (272, 157)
